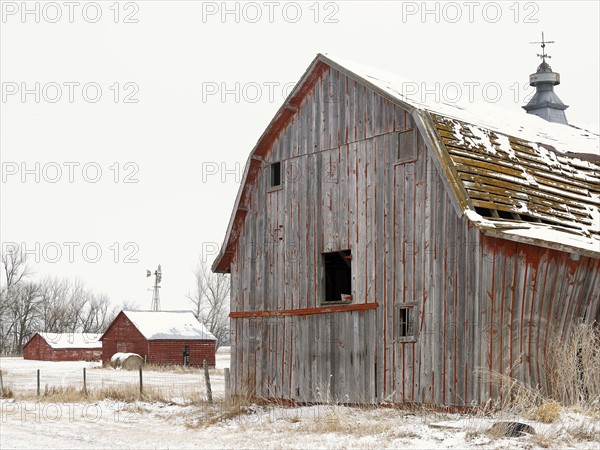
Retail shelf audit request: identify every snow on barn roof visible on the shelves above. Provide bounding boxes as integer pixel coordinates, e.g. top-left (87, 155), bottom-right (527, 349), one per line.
top-left (320, 54), bottom-right (599, 256)
top-left (122, 311), bottom-right (217, 341)
top-left (322, 54), bottom-right (599, 157)
top-left (38, 332), bottom-right (102, 349)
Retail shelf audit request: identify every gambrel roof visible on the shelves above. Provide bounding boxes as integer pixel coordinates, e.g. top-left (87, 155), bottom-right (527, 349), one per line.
top-left (213, 54), bottom-right (600, 272)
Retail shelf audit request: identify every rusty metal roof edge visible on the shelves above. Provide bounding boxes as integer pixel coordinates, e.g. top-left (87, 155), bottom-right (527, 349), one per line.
top-left (412, 109), bottom-right (473, 218)
top-left (481, 228), bottom-right (600, 259)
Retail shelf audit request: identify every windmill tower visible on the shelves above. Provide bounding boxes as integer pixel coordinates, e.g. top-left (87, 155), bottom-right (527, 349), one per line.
top-left (146, 265), bottom-right (162, 311)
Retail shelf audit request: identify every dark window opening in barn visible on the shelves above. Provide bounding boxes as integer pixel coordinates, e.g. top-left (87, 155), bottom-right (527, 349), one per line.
top-left (396, 129), bottom-right (417, 163)
top-left (270, 161), bottom-right (281, 188)
top-left (398, 308), bottom-right (410, 336)
top-left (395, 304), bottom-right (417, 342)
top-left (323, 250), bottom-right (352, 302)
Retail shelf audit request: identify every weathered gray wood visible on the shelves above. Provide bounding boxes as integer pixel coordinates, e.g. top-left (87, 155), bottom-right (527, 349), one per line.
top-left (224, 367), bottom-right (230, 398)
top-left (203, 360), bottom-right (212, 403)
top-left (224, 66), bottom-right (600, 409)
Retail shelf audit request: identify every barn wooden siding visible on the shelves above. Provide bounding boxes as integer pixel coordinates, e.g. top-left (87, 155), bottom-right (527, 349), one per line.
top-left (477, 237), bottom-right (600, 403)
top-left (101, 313), bottom-right (216, 366)
top-left (147, 341), bottom-right (216, 366)
top-left (101, 313), bottom-right (148, 363)
top-left (23, 334), bottom-right (101, 362)
top-left (227, 65), bottom-right (600, 406)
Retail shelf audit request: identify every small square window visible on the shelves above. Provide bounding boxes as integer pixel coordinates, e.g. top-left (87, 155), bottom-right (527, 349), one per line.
top-left (270, 162), bottom-right (281, 188)
top-left (396, 129), bottom-right (417, 163)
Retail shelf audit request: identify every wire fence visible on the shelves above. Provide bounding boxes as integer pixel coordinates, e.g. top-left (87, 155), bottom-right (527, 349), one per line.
top-left (0, 360), bottom-right (226, 404)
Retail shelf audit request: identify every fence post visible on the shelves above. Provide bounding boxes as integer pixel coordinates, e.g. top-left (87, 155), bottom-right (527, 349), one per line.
top-left (83, 368), bottom-right (87, 395)
top-left (224, 367), bottom-right (230, 398)
top-left (203, 359), bottom-right (213, 403)
top-left (139, 366), bottom-right (143, 394)
top-left (37, 369), bottom-right (40, 396)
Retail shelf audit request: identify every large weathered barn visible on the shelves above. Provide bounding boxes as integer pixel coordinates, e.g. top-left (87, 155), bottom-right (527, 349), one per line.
top-left (212, 53), bottom-right (600, 406)
top-left (100, 311), bottom-right (217, 366)
top-left (23, 332), bottom-right (102, 361)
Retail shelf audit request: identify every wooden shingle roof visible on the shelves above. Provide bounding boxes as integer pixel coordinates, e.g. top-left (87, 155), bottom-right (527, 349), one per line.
top-left (432, 114), bottom-right (600, 249)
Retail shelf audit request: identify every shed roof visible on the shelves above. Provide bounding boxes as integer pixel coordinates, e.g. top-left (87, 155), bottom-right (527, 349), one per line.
top-left (118, 311), bottom-right (217, 341)
top-left (34, 332), bottom-right (102, 349)
top-left (212, 54), bottom-right (600, 272)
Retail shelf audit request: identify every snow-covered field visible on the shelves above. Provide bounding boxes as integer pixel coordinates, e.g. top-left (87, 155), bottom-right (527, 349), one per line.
top-left (1, 355), bottom-right (598, 449)
top-left (0, 352), bottom-right (230, 401)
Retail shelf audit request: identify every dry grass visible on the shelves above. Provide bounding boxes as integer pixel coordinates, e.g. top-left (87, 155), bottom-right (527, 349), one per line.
top-left (1, 387), bottom-right (14, 398)
top-left (142, 364), bottom-right (221, 374)
top-left (545, 323), bottom-right (600, 409)
top-left (11, 384), bottom-right (179, 404)
top-left (526, 399), bottom-right (562, 423)
top-left (568, 423), bottom-right (600, 441)
top-left (477, 323), bottom-right (600, 416)
top-left (530, 433), bottom-right (559, 448)
top-left (184, 395), bottom-right (260, 428)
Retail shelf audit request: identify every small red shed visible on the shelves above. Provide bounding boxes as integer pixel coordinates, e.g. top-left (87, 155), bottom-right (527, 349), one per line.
top-left (100, 310), bottom-right (217, 366)
top-left (23, 332), bottom-right (102, 361)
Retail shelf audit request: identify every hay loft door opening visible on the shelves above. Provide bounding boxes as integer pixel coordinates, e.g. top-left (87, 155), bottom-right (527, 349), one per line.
top-left (323, 250), bottom-right (352, 302)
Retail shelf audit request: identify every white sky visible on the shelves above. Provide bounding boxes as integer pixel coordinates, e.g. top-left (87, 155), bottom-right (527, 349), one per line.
top-left (1, 1), bottom-right (599, 311)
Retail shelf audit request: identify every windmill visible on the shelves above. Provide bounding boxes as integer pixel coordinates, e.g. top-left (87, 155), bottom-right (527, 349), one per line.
top-left (146, 265), bottom-right (162, 311)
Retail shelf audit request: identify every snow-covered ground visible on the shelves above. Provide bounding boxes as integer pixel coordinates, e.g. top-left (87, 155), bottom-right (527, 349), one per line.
top-left (1, 355), bottom-right (598, 449)
top-left (2, 398), bottom-right (598, 449)
top-left (0, 353), bottom-right (230, 401)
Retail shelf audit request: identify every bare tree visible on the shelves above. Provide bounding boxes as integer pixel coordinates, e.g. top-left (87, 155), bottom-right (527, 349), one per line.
top-left (5, 282), bottom-right (42, 354)
top-left (1, 246), bottom-right (34, 354)
top-left (187, 260), bottom-right (230, 350)
top-left (78, 292), bottom-right (112, 333)
top-left (1, 245), bottom-right (32, 291)
top-left (38, 276), bottom-right (71, 332)
top-left (0, 247), bottom-right (117, 353)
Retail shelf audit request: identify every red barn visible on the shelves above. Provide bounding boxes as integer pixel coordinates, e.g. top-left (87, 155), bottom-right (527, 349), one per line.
top-left (23, 332), bottom-right (102, 361)
top-left (100, 310), bottom-right (217, 366)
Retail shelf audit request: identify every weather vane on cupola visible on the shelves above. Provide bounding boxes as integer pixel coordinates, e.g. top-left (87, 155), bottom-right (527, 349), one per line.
top-left (522, 31), bottom-right (569, 125)
top-left (530, 31), bottom-right (555, 66)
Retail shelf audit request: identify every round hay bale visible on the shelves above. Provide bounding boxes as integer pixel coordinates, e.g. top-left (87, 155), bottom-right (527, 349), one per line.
top-left (110, 352), bottom-right (144, 370)
top-left (121, 354), bottom-right (144, 370)
top-left (109, 352), bottom-right (126, 369)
